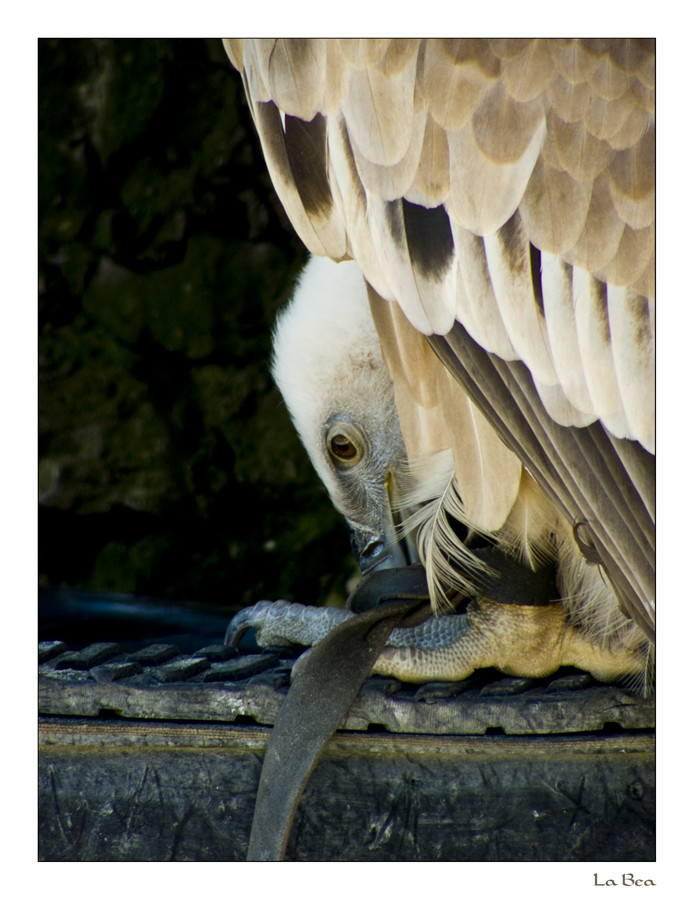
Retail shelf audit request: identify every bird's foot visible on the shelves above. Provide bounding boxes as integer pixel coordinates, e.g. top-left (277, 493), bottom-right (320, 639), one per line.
top-left (226, 597), bottom-right (648, 686)
top-left (374, 597), bottom-right (648, 684)
top-left (225, 599), bottom-right (353, 649)
top-left (225, 598), bottom-right (470, 657)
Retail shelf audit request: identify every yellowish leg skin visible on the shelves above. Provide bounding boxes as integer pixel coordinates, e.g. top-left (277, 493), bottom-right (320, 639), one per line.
top-left (373, 597), bottom-right (646, 684)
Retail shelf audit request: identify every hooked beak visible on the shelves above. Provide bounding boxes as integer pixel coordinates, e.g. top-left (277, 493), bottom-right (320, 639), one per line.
top-left (348, 520), bottom-right (407, 574)
top-left (347, 470), bottom-right (419, 575)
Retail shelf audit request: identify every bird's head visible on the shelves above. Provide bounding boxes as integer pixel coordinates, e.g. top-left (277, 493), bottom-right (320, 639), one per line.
top-left (272, 255), bottom-right (410, 575)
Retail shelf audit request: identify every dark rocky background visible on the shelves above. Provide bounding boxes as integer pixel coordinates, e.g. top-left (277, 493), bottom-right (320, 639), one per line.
top-left (38, 38), bottom-right (356, 622)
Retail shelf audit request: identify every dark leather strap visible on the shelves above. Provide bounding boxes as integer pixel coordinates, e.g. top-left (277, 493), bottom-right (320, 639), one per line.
top-left (246, 567), bottom-right (431, 861)
top-left (471, 546), bottom-right (558, 607)
top-left (346, 564), bottom-right (430, 612)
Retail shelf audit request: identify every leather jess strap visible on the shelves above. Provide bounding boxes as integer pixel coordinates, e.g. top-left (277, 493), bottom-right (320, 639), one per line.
top-left (246, 565), bottom-right (431, 861)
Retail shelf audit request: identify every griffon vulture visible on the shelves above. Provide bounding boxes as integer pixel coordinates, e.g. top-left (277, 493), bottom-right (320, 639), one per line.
top-left (224, 39), bottom-right (654, 688)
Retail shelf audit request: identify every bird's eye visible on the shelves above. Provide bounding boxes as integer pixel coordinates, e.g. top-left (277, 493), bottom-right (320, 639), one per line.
top-left (330, 434), bottom-right (356, 458)
top-left (326, 423), bottom-right (364, 466)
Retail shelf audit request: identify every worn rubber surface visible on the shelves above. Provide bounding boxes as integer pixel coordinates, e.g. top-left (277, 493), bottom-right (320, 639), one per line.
top-left (39, 635), bottom-right (654, 861)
